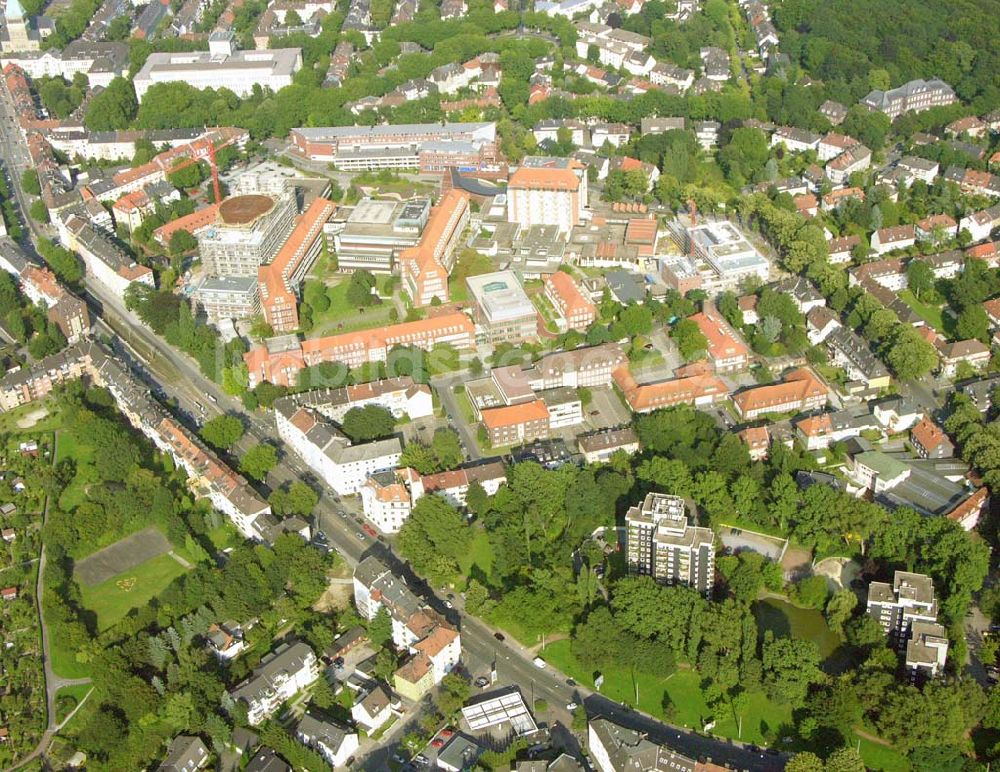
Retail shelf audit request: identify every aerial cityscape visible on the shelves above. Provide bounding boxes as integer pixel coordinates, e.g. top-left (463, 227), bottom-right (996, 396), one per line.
top-left (0, 0), bottom-right (997, 768)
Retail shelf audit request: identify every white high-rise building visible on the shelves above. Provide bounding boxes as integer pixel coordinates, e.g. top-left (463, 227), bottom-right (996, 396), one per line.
top-left (625, 493), bottom-right (715, 594)
top-left (507, 158), bottom-right (587, 237)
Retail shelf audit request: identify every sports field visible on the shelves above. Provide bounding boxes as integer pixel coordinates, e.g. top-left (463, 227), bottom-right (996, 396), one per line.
top-left (78, 551), bottom-right (189, 631)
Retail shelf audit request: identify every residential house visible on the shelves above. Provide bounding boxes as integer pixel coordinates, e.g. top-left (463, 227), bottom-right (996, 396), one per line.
top-left (873, 396), bottom-right (923, 433)
top-left (806, 306), bottom-right (841, 345)
top-left (295, 712), bottom-right (359, 768)
top-left (737, 425), bottom-right (770, 461)
top-left (910, 417), bottom-right (954, 459)
top-left (577, 427), bottom-right (640, 463)
top-left (158, 736), bottom-right (210, 772)
top-left (229, 642), bottom-right (320, 725)
top-left (871, 224), bottom-right (916, 255)
top-left (916, 214), bottom-right (958, 241)
top-left (351, 682), bottom-right (395, 733)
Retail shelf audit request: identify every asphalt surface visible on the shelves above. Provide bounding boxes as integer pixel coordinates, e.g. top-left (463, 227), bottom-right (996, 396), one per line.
top-left (0, 82), bottom-right (788, 770)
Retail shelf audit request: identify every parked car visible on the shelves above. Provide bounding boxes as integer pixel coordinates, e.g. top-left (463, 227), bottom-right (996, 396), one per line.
top-left (494, 632), bottom-right (505, 642)
top-left (475, 677), bottom-right (489, 688)
top-left (533, 657), bottom-right (547, 669)
top-left (363, 524), bottom-right (377, 537)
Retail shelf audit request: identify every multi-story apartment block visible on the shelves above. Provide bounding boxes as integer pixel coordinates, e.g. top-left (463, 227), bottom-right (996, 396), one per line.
top-left (360, 471), bottom-right (412, 533)
top-left (230, 641), bottom-right (319, 724)
top-left (466, 270), bottom-right (539, 344)
top-left (625, 493), bottom-right (715, 594)
top-left (866, 571), bottom-right (938, 646)
top-left (508, 158), bottom-right (587, 237)
top-left (867, 571), bottom-right (948, 680)
top-left (861, 78), bottom-right (956, 119)
top-left (279, 377), bottom-right (433, 423)
top-left (589, 718), bottom-right (698, 772)
top-left (60, 214), bottom-right (154, 299)
top-left (0, 238), bottom-right (89, 341)
top-left (480, 399), bottom-right (551, 447)
top-left (400, 189), bottom-right (470, 307)
top-left (198, 193), bottom-right (297, 278)
top-left (274, 401), bottom-right (401, 495)
top-left (353, 557), bottom-right (461, 699)
top-left (543, 271), bottom-right (596, 332)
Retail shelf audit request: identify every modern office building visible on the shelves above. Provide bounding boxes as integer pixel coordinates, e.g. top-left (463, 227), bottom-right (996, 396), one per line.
top-left (199, 193), bottom-right (297, 278)
top-left (193, 275), bottom-right (262, 322)
top-left (258, 197), bottom-right (335, 332)
top-left (290, 122), bottom-right (497, 170)
top-left (400, 190), bottom-right (470, 307)
top-left (133, 33), bottom-right (301, 101)
top-left (332, 197), bottom-right (429, 274)
top-left (625, 492), bottom-right (714, 594)
top-left (467, 270), bottom-right (539, 344)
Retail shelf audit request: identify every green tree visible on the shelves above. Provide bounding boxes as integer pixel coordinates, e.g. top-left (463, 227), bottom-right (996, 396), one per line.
top-left (906, 259), bottom-right (935, 301)
top-left (346, 269), bottom-right (376, 307)
top-left (29, 199), bottom-right (50, 223)
top-left (20, 169), bottom-right (40, 195)
top-left (956, 305), bottom-right (989, 344)
top-left (239, 443), bottom-right (278, 481)
top-left (397, 495), bottom-right (472, 584)
top-left (199, 414), bottom-right (244, 449)
top-left (367, 607), bottom-right (393, 648)
top-left (761, 632), bottom-right (824, 707)
top-left (825, 748), bottom-right (866, 772)
top-left (340, 405), bottom-right (395, 442)
top-left (84, 76), bottom-right (137, 131)
top-left (670, 318), bottom-right (709, 361)
top-left (825, 588), bottom-right (858, 635)
top-left (169, 229), bottom-right (198, 256)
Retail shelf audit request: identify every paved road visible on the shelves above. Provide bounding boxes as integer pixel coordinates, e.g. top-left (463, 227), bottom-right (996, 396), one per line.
top-left (0, 82), bottom-right (789, 770)
top-left (430, 371), bottom-right (483, 461)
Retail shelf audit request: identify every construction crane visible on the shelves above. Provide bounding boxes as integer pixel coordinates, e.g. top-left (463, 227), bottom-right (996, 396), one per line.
top-left (163, 131), bottom-right (237, 204)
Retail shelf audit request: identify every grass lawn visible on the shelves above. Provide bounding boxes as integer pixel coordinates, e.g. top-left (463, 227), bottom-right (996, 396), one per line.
top-left (55, 428), bottom-right (96, 512)
top-left (207, 521), bottom-right (241, 550)
top-left (449, 276), bottom-right (470, 303)
top-left (47, 617), bottom-right (91, 680)
top-left (0, 400), bottom-right (62, 433)
top-left (453, 389), bottom-right (477, 425)
top-left (855, 735), bottom-right (910, 772)
top-left (309, 280), bottom-right (394, 337)
top-left (458, 528), bottom-right (492, 581)
top-left (540, 640), bottom-right (792, 744)
top-left (55, 683), bottom-right (93, 724)
top-left (898, 289), bottom-right (947, 332)
top-left (78, 552), bottom-right (189, 631)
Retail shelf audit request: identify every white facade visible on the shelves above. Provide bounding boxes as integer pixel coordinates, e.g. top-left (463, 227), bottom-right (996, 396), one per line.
top-left (231, 643), bottom-right (320, 725)
top-left (274, 404), bottom-right (402, 495)
top-left (360, 475), bottom-right (412, 533)
top-left (133, 47), bottom-right (302, 100)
